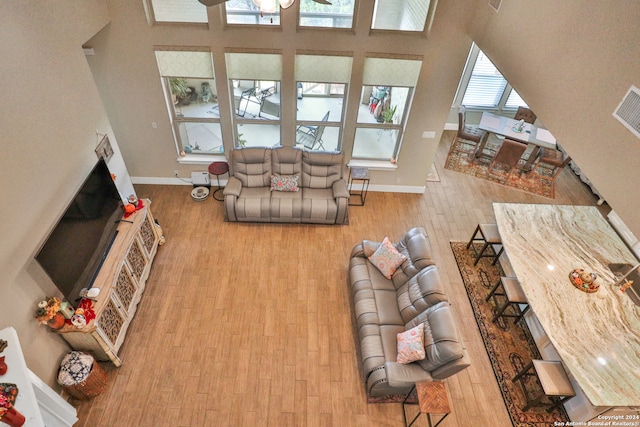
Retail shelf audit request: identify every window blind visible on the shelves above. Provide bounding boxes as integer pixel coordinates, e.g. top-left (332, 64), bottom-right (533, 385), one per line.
top-left (150, 0), bottom-right (208, 23)
top-left (362, 57), bottom-right (422, 87)
top-left (155, 50), bottom-right (214, 78)
top-left (295, 55), bottom-right (353, 83)
top-left (505, 89), bottom-right (528, 109)
top-left (461, 51), bottom-right (507, 107)
top-left (225, 53), bottom-right (282, 80)
top-left (372, 0), bottom-right (430, 32)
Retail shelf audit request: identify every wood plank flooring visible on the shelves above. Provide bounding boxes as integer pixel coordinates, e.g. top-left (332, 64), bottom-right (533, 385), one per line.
top-left (73, 131), bottom-right (604, 426)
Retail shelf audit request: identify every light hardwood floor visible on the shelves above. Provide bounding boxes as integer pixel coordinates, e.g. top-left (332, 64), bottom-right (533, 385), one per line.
top-left (73, 132), bottom-right (604, 426)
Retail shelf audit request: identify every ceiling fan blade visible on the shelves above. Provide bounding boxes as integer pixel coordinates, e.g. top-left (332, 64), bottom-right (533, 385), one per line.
top-left (198, 0), bottom-right (229, 6)
top-left (312, 0), bottom-right (333, 4)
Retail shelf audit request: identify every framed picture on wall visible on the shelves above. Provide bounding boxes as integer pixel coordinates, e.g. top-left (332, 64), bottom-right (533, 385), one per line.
top-left (95, 135), bottom-right (114, 163)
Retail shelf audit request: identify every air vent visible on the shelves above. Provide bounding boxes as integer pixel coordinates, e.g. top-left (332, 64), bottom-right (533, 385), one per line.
top-left (489, 0), bottom-right (501, 12)
top-left (613, 85), bottom-right (640, 139)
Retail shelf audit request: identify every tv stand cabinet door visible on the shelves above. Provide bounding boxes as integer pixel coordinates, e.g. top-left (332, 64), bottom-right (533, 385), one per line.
top-left (58, 200), bottom-right (161, 367)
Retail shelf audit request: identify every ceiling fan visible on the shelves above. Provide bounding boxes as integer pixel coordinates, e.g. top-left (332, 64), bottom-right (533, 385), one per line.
top-left (198, 0), bottom-right (332, 10)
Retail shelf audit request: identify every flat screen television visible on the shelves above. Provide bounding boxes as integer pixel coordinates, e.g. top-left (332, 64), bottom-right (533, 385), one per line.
top-left (36, 158), bottom-right (124, 304)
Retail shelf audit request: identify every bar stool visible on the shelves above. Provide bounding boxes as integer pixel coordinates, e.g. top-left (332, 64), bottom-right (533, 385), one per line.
top-left (208, 161), bottom-right (229, 201)
top-left (466, 224), bottom-right (504, 266)
top-left (486, 277), bottom-right (530, 324)
top-left (512, 360), bottom-right (576, 412)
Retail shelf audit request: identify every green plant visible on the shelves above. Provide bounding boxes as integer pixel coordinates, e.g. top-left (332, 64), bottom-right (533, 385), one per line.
top-left (237, 133), bottom-right (247, 148)
top-left (169, 77), bottom-right (192, 98)
top-left (383, 105), bottom-right (397, 123)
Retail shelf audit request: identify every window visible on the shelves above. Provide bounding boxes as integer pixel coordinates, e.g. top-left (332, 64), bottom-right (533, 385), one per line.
top-left (155, 50), bottom-right (221, 157)
top-left (226, 53), bottom-right (282, 148)
top-left (352, 57), bottom-right (421, 161)
top-left (147, 0), bottom-right (208, 23)
top-left (371, 0), bottom-right (432, 32)
top-left (456, 43), bottom-right (529, 111)
top-left (299, 0), bottom-right (355, 29)
top-left (295, 54), bottom-right (352, 151)
top-left (225, 0), bottom-right (280, 25)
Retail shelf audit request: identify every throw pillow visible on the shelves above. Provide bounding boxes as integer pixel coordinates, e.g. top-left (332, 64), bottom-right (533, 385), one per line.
top-left (368, 236), bottom-right (407, 279)
top-left (396, 323), bottom-right (426, 364)
top-left (270, 175), bottom-right (299, 192)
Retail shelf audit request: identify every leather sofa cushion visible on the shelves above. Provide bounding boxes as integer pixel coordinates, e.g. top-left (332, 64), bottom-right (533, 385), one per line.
top-left (270, 190), bottom-right (302, 221)
top-left (271, 146), bottom-right (302, 176)
top-left (230, 148), bottom-right (272, 188)
top-left (380, 324), bottom-right (404, 362)
top-left (396, 265), bottom-right (448, 324)
top-left (392, 227), bottom-right (437, 288)
top-left (235, 187), bottom-right (271, 220)
top-left (301, 188), bottom-right (337, 222)
top-left (301, 151), bottom-right (343, 188)
top-left (406, 302), bottom-right (465, 372)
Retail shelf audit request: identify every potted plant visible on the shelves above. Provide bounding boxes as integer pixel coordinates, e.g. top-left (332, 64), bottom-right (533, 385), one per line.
top-left (383, 105), bottom-right (397, 124)
top-left (169, 77), bottom-right (192, 105)
top-left (237, 133), bottom-right (247, 148)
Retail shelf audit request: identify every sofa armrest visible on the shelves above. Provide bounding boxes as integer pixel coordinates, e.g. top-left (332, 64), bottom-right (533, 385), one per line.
top-left (384, 362), bottom-right (433, 388)
top-left (223, 176), bottom-right (243, 197)
top-left (332, 179), bottom-right (350, 199)
top-left (362, 240), bottom-right (381, 258)
top-left (430, 350), bottom-right (471, 380)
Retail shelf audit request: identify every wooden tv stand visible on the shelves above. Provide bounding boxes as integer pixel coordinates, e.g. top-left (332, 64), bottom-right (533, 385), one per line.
top-left (57, 199), bottom-right (161, 367)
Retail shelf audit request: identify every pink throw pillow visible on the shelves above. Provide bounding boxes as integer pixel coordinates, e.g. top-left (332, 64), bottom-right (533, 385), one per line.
top-left (396, 323), bottom-right (426, 364)
top-left (368, 236), bottom-right (407, 279)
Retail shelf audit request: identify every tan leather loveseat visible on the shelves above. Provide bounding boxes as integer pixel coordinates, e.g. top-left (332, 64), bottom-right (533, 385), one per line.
top-left (348, 227), bottom-right (470, 397)
top-left (223, 146), bottom-right (349, 224)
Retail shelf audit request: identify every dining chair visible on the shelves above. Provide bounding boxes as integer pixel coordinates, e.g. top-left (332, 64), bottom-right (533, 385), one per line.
top-left (514, 107), bottom-right (537, 124)
top-left (449, 106), bottom-right (486, 155)
top-left (528, 148), bottom-right (572, 186)
top-left (297, 110), bottom-right (330, 150)
top-left (487, 138), bottom-right (528, 179)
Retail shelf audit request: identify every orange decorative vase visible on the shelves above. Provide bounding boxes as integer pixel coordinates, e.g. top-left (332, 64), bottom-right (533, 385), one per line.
top-left (47, 312), bottom-right (66, 330)
top-left (1, 407), bottom-right (25, 427)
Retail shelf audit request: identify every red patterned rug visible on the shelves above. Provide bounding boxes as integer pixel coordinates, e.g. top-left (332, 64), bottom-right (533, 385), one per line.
top-left (444, 138), bottom-right (555, 199)
top-left (450, 241), bottom-right (570, 426)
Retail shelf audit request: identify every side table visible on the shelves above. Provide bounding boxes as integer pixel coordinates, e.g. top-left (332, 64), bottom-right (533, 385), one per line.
top-left (348, 167), bottom-right (370, 206)
top-left (402, 381), bottom-right (451, 427)
top-left (208, 161), bottom-right (229, 201)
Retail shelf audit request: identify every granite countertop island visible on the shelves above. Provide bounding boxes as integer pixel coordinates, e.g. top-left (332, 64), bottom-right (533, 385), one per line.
top-left (493, 203), bottom-right (640, 408)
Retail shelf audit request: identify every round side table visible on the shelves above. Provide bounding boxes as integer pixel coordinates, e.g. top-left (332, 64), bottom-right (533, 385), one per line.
top-left (208, 161), bottom-right (229, 202)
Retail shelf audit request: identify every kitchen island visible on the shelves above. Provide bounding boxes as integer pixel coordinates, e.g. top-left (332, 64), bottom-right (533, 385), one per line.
top-left (493, 203), bottom-right (640, 421)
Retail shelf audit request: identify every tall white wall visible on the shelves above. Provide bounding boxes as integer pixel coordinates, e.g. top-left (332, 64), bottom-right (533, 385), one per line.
top-left (0, 1), bottom-right (132, 385)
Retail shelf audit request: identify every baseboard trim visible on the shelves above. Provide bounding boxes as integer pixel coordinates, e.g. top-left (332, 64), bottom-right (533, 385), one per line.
top-left (132, 177), bottom-right (424, 194)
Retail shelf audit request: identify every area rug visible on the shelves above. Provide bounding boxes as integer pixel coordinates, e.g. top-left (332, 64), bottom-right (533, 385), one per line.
top-left (444, 138), bottom-right (555, 199)
top-left (450, 241), bottom-right (570, 426)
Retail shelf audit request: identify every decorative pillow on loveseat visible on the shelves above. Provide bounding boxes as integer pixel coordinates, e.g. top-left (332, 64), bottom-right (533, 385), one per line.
top-left (270, 175), bottom-right (299, 192)
top-left (368, 236), bottom-right (408, 279)
top-left (396, 323), bottom-right (425, 364)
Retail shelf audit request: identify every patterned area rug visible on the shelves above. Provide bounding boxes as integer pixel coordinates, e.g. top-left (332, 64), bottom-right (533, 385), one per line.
top-left (444, 138), bottom-right (555, 198)
top-left (450, 241), bottom-right (570, 426)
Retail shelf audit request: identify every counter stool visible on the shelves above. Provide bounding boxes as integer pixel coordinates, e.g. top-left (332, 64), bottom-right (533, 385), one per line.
top-left (57, 351), bottom-right (107, 401)
top-left (512, 360), bottom-right (576, 412)
top-left (486, 277), bottom-right (530, 324)
top-left (466, 223), bottom-right (504, 266)
top-left (208, 161), bottom-right (229, 201)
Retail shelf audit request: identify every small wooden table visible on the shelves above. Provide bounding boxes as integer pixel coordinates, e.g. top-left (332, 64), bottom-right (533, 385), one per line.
top-left (402, 381), bottom-right (451, 427)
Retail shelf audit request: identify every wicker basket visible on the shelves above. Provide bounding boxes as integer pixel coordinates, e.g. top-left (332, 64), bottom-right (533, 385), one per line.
top-left (58, 351), bottom-right (107, 401)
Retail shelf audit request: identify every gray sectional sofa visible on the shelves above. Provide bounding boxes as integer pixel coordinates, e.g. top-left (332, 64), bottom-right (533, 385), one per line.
top-left (223, 146), bottom-right (349, 224)
top-left (348, 227), bottom-right (470, 397)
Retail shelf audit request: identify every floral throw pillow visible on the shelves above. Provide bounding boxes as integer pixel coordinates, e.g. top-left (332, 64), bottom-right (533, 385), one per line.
top-left (396, 323), bottom-right (426, 364)
top-left (270, 175), bottom-right (300, 192)
top-left (368, 236), bottom-right (407, 279)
